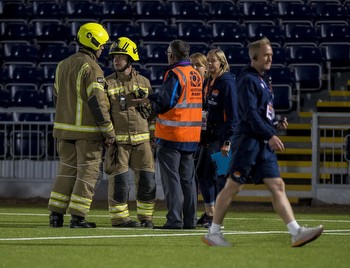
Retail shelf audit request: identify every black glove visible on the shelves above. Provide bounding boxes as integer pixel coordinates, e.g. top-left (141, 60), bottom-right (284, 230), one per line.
top-left (137, 104), bottom-right (152, 119)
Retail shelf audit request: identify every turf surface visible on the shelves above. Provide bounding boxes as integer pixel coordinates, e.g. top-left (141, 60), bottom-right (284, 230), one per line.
top-left (0, 202), bottom-right (349, 268)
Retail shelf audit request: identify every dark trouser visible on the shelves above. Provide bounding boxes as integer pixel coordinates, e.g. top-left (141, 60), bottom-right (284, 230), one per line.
top-left (157, 145), bottom-right (197, 228)
top-left (196, 141), bottom-right (226, 207)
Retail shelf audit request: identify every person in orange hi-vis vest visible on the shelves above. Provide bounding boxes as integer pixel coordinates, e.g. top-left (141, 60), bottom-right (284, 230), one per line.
top-left (133, 39), bottom-right (202, 229)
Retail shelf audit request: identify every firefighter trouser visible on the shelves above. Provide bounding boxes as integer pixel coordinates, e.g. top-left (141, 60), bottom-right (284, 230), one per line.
top-left (48, 139), bottom-right (103, 217)
top-left (107, 142), bottom-right (156, 225)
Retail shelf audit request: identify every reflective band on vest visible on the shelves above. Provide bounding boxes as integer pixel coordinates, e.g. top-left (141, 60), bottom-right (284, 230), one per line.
top-left (155, 66), bottom-right (202, 142)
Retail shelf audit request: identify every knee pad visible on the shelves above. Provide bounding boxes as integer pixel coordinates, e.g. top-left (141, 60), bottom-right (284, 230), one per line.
top-left (114, 172), bottom-right (130, 203)
top-left (137, 171), bottom-right (156, 201)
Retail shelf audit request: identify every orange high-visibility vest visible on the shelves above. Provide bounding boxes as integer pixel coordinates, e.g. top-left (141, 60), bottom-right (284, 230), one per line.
top-left (155, 65), bottom-right (203, 142)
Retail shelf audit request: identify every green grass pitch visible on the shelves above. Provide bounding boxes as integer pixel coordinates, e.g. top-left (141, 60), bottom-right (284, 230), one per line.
top-left (0, 202), bottom-right (349, 268)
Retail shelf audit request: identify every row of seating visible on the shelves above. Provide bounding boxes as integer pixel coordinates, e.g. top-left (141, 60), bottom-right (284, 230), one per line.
top-left (0, 63), bottom-right (320, 113)
top-left (1, 41), bottom-right (349, 67)
top-left (0, 83), bottom-right (53, 108)
top-left (0, 110), bottom-right (56, 158)
top-left (1, 0), bottom-right (350, 22)
top-left (0, 126), bottom-right (56, 159)
top-left (1, 18), bottom-right (349, 46)
top-left (1, 42), bottom-right (349, 81)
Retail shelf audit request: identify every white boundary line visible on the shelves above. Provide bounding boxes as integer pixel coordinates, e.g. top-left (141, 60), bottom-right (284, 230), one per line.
top-left (1, 212), bottom-right (349, 242)
top-left (1, 213), bottom-right (350, 223)
top-left (0, 229), bottom-right (349, 242)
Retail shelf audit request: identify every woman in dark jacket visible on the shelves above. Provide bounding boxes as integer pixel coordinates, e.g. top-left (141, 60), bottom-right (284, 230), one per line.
top-left (196, 48), bottom-right (238, 227)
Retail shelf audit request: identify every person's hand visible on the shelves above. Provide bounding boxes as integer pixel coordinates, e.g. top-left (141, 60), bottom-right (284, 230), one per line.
top-left (104, 137), bottom-right (115, 147)
top-left (268, 135), bottom-right (285, 152)
top-left (221, 143), bottom-right (231, 157)
top-left (276, 117), bottom-right (288, 130)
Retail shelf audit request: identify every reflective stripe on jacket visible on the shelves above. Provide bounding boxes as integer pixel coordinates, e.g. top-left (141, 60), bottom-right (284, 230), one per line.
top-left (53, 49), bottom-right (114, 140)
top-left (155, 66), bottom-right (202, 142)
top-left (106, 69), bottom-right (153, 145)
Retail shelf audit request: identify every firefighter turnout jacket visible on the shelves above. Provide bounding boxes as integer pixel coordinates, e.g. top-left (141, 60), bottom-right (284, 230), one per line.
top-left (106, 69), bottom-right (153, 145)
top-left (49, 48), bottom-right (114, 218)
top-left (53, 48), bottom-right (114, 140)
top-left (105, 68), bottom-right (156, 225)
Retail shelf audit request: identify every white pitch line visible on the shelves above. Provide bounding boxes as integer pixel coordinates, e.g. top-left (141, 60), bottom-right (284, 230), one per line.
top-left (1, 213), bottom-right (349, 223)
top-left (0, 230), bottom-right (349, 242)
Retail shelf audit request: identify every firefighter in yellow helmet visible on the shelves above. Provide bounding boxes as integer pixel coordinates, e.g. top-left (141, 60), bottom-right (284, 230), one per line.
top-left (48, 22), bottom-right (115, 228)
top-left (104, 37), bottom-right (156, 228)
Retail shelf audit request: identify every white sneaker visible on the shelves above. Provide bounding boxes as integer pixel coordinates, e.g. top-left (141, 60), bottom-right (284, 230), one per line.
top-left (291, 225), bottom-right (324, 247)
top-left (201, 232), bottom-right (232, 247)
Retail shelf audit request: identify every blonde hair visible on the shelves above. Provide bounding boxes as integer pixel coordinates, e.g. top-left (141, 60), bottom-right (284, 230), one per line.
top-left (190, 52), bottom-right (207, 67)
top-left (207, 48), bottom-right (230, 73)
top-left (248, 37), bottom-right (271, 61)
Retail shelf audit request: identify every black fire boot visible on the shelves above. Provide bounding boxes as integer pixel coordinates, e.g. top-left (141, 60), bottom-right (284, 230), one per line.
top-left (49, 212), bottom-right (64, 228)
top-left (69, 215), bottom-right (96, 228)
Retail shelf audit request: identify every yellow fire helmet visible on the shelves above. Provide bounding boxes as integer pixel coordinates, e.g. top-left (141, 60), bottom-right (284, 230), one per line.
top-left (77, 22), bottom-right (109, 51)
top-left (109, 37), bottom-right (139, 61)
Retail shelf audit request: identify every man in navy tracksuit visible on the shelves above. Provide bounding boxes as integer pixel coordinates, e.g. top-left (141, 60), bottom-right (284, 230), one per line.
top-left (202, 37), bottom-right (324, 247)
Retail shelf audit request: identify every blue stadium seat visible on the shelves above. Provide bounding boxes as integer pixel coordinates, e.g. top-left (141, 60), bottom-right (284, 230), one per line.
top-left (33, 19), bottom-right (70, 43)
top-left (3, 64), bottom-right (42, 85)
top-left (102, 20), bottom-right (141, 43)
top-left (189, 43), bottom-right (210, 56)
top-left (273, 84), bottom-right (293, 112)
top-left (0, 85), bottom-right (11, 108)
top-left (38, 63), bottom-right (57, 84)
top-left (0, 20), bottom-right (34, 41)
top-left (10, 130), bottom-right (45, 159)
top-left (250, 25), bottom-right (285, 45)
top-left (138, 20), bottom-right (177, 42)
top-left (207, 1), bottom-right (242, 21)
top-left (0, 1), bottom-right (3, 19)
top-left (66, 1), bottom-right (102, 19)
top-left (39, 83), bottom-right (55, 108)
top-left (287, 45), bottom-right (323, 64)
top-left (2, 43), bottom-right (40, 63)
top-left (32, 1), bottom-right (65, 19)
top-left (218, 46), bottom-right (250, 66)
top-left (268, 66), bottom-right (295, 86)
top-left (242, 2), bottom-right (278, 21)
top-left (0, 130), bottom-right (7, 158)
top-left (136, 66), bottom-right (152, 79)
top-left (319, 24), bottom-right (350, 43)
top-left (277, 2), bottom-right (316, 21)
top-left (170, 0), bottom-right (209, 20)
top-left (284, 24), bottom-right (319, 45)
top-left (289, 63), bottom-right (323, 91)
top-left (272, 46), bottom-right (290, 67)
top-left (14, 112), bottom-right (53, 122)
top-left (5, 83), bottom-right (44, 108)
top-left (0, 112), bottom-right (14, 122)
top-left (1, 2), bottom-right (33, 20)
top-left (133, 0), bottom-right (171, 20)
top-left (101, 1), bottom-right (132, 20)
top-left (315, 3), bottom-right (348, 21)
top-left (40, 43), bottom-right (74, 63)
top-left (321, 42), bottom-right (350, 70)
top-left (144, 64), bottom-right (167, 86)
top-left (176, 20), bottom-right (212, 42)
top-left (245, 21), bottom-right (275, 42)
top-left (143, 42), bottom-right (169, 64)
top-left (210, 21), bottom-right (246, 44)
